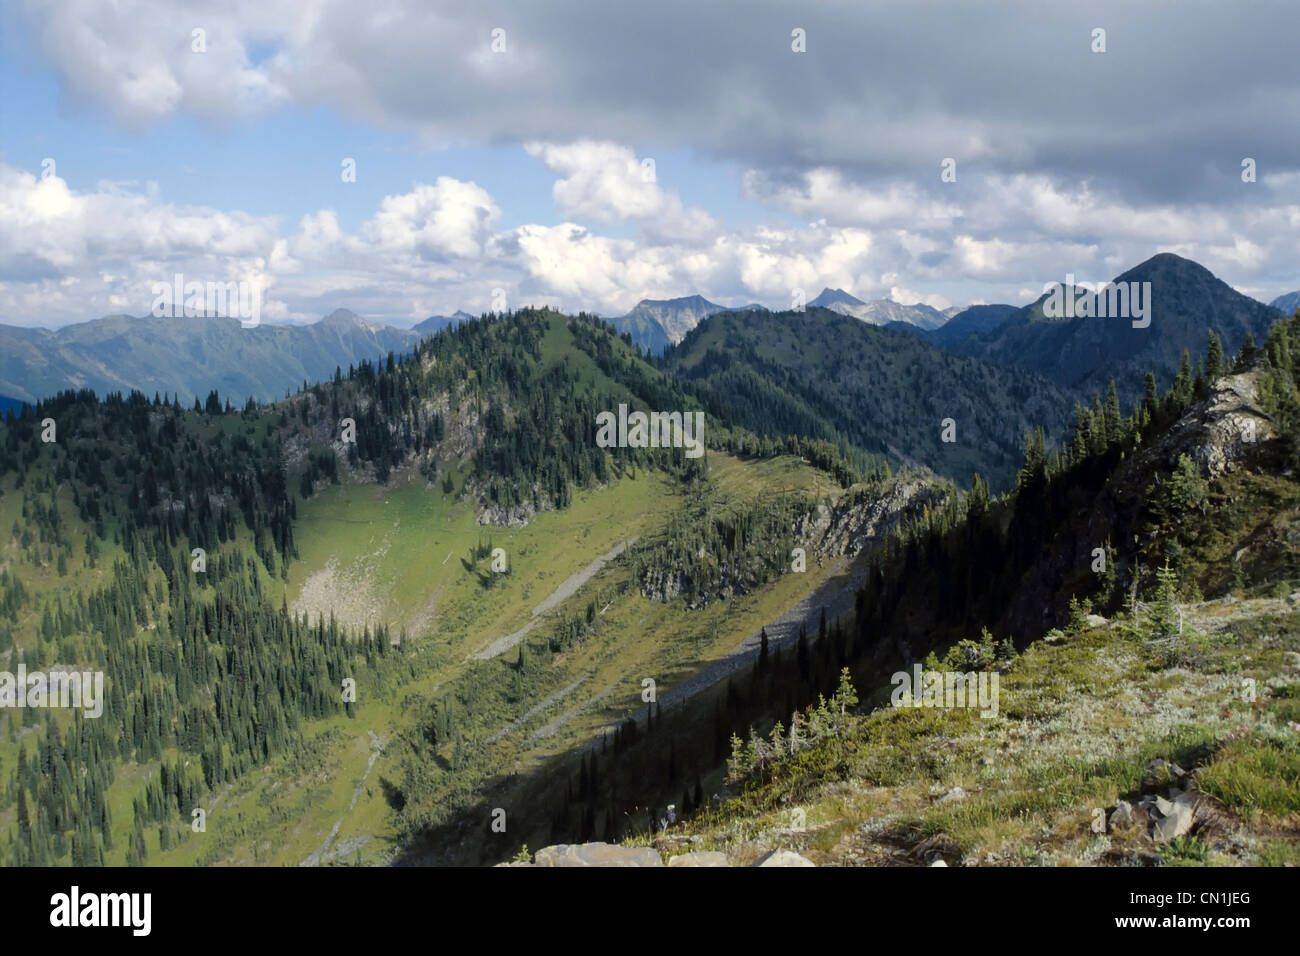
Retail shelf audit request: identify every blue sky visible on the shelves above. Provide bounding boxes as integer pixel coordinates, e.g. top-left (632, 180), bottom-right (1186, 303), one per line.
top-left (1, 50), bottom-right (777, 237)
top-left (2, 0), bottom-right (1297, 328)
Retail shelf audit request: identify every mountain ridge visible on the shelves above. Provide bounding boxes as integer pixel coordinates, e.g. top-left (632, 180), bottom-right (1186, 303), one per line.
top-left (0, 311), bottom-right (421, 404)
top-left (664, 304), bottom-right (1075, 489)
top-left (1271, 290), bottom-right (1300, 314)
top-left (939, 252), bottom-right (1284, 402)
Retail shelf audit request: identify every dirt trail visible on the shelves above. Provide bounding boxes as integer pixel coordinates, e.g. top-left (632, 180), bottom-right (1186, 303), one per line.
top-left (657, 554), bottom-right (868, 711)
top-left (531, 681), bottom-right (620, 741)
top-left (468, 539), bottom-right (636, 660)
top-left (300, 731), bottom-right (384, 867)
top-left (537, 553), bottom-right (872, 749)
top-left (487, 677), bottom-right (588, 744)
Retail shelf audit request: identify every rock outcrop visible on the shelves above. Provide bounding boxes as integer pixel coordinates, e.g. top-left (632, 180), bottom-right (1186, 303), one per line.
top-left (797, 473), bottom-right (947, 560)
top-left (1139, 370), bottom-right (1274, 478)
top-left (509, 843), bottom-right (663, 867)
top-left (500, 842), bottom-right (818, 867)
top-left (1002, 366), bottom-right (1279, 640)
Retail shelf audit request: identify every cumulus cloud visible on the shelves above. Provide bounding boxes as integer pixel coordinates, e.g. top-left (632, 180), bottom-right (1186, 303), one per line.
top-left (742, 168), bottom-right (962, 230)
top-left (5, 147), bottom-right (1300, 328)
top-left (526, 141), bottom-right (664, 224)
top-left (0, 164), bottom-right (279, 322)
top-left (525, 141), bottom-right (717, 241)
top-left (361, 178), bottom-right (500, 260)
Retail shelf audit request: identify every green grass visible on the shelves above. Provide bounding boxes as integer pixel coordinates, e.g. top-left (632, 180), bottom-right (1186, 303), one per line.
top-left (1160, 834), bottom-right (1210, 866)
top-left (285, 459), bottom-right (674, 646)
top-left (94, 450), bottom-right (847, 866)
top-left (1197, 736), bottom-right (1300, 817)
top-left (665, 599), bottom-right (1300, 866)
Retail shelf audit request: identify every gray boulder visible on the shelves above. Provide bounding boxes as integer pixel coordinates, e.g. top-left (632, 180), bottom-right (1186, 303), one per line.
top-left (532, 842), bottom-right (664, 867)
top-left (754, 849), bottom-right (816, 867)
top-left (669, 851), bottom-right (730, 867)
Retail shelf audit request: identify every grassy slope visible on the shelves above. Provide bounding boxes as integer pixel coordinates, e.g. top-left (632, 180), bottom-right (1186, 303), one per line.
top-left (0, 310), bottom-right (866, 866)
top-left (70, 451), bottom-right (845, 867)
top-left (628, 458), bottom-right (1300, 867)
top-left (653, 600), bottom-right (1300, 867)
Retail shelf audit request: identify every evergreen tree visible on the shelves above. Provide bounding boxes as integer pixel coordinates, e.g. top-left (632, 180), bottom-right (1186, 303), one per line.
top-left (1206, 330), bottom-right (1224, 382)
top-left (1103, 382), bottom-right (1123, 446)
top-left (1142, 370), bottom-right (1159, 418)
top-left (1149, 559), bottom-right (1182, 639)
top-left (1237, 332), bottom-right (1258, 370)
top-left (833, 667), bottom-right (858, 723)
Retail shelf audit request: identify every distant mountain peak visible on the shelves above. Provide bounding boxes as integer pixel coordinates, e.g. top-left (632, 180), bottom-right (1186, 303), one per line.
top-left (615, 295), bottom-right (731, 348)
top-left (412, 309), bottom-right (479, 334)
top-left (1117, 251), bottom-right (1219, 284)
top-left (808, 288), bottom-right (865, 308)
top-left (321, 308), bottom-right (366, 328)
top-left (809, 294), bottom-right (947, 331)
top-left (1269, 290), bottom-right (1300, 315)
top-left (629, 293), bottom-right (721, 311)
top-left (944, 253), bottom-right (1283, 403)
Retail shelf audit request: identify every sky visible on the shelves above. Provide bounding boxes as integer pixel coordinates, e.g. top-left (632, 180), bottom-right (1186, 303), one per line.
top-left (1, 0), bottom-right (1298, 328)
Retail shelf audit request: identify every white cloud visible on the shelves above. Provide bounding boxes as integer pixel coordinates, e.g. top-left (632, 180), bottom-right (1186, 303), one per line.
top-left (889, 286), bottom-right (950, 310)
top-left (743, 168), bottom-right (961, 230)
top-left (0, 164), bottom-right (278, 322)
top-left (21, 0), bottom-right (292, 126)
top-left (4, 140), bottom-right (1300, 327)
top-left (525, 140), bottom-right (717, 241)
top-left (362, 178), bottom-right (499, 260)
top-left (526, 141), bottom-right (663, 224)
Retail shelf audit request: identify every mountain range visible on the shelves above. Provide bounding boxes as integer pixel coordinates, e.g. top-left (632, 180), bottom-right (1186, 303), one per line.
top-left (945, 253), bottom-right (1284, 403)
top-left (1, 255), bottom-right (1293, 417)
top-left (605, 288), bottom-right (952, 357)
top-left (664, 305), bottom-right (1073, 489)
top-left (807, 288), bottom-right (949, 330)
top-left (606, 294), bottom-right (766, 353)
top-left (0, 308), bottom-right (420, 404)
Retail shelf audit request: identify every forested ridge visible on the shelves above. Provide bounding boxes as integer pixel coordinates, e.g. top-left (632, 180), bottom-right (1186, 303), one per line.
top-left (0, 308), bottom-right (875, 865)
top-left (663, 307), bottom-right (1076, 490)
top-left (399, 312), bottom-right (1300, 862)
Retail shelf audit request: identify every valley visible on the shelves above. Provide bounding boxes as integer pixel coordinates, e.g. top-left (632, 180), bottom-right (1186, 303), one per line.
top-left (1, 292), bottom-right (1297, 870)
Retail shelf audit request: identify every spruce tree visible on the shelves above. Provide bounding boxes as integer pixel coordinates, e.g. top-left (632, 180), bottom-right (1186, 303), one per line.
top-left (1206, 330), bottom-right (1224, 382)
top-left (1237, 332), bottom-right (1258, 370)
top-left (1103, 382), bottom-right (1123, 446)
